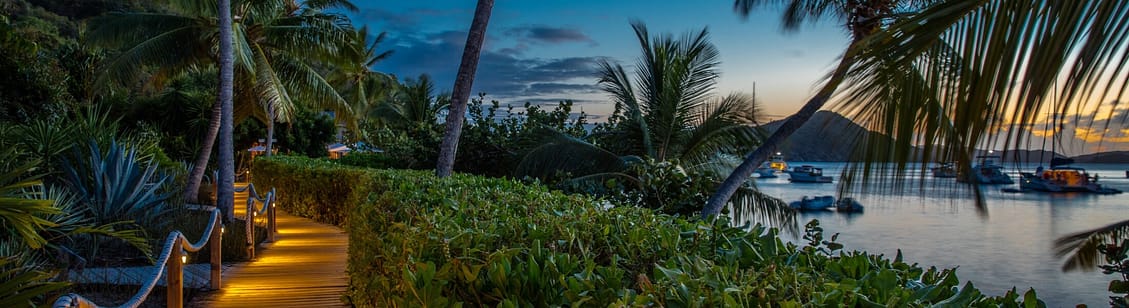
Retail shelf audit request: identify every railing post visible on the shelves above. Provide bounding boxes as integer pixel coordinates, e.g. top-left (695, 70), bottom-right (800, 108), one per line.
top-left (266, 192), bottom-right (276, 243)
top-left (167, 236), bottom-right (183, 308)
top-left (210, 217), bottom-right (222, 289)
top-left (246, 197), bottom-right (254, 259)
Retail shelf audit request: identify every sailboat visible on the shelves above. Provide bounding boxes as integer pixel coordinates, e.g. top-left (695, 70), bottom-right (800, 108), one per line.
top-left (957, 153), bottom-right (1014, 184)
top-left (1018, 158), bottom-right (1121, 194)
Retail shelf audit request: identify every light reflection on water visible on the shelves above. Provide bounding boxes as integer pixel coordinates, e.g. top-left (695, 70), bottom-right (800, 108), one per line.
top-left (739, 162), bottom-right (1128, 307)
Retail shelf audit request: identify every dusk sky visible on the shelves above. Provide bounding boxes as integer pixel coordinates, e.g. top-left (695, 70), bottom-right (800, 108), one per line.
top-left (348, 1), bottom-right (848, 122)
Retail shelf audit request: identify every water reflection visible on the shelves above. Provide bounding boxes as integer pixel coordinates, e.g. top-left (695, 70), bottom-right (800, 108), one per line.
top-left (734, 162), bottom-right (1128, 307)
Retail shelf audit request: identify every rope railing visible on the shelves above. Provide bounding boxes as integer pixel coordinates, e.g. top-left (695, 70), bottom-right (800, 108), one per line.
top-left (243, 183), bottom-right (277, 258)
top-left (52, 181), bottom-right (281, 308)
top-left (53, 208), bottom-right (223, 308)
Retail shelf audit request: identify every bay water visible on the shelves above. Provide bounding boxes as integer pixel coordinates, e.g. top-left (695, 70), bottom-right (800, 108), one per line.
top-left (744, 162), bottom-right (1129, 306)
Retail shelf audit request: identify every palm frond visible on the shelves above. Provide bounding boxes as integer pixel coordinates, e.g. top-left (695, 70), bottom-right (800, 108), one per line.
top-left (680, 93), bottom-right (763, 164)
top-left (515, 128), bottom-right (629, 180)
top-left (1055, 219), bottom-right (1129, 272)
top-left (729, 185), bottom-right (797, 234)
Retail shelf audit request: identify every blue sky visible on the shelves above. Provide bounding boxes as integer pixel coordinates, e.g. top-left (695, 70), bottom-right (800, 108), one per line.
top-left (348, 1), bottom-right (848, 122)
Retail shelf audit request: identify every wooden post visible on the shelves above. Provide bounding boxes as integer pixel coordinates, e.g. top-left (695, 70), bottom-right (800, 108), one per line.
top-left (266, 193), bottom-right (276, 242)
top-left (246, 197), bottom-right (254, 259)
top-left (210, 218), bottom-right (222, 289)
top-left (167, 236), bottom-right (183, 308)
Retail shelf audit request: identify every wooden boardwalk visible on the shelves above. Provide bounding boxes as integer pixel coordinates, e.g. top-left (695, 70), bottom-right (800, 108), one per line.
top-left (194, 186), bottom-right (349, 307)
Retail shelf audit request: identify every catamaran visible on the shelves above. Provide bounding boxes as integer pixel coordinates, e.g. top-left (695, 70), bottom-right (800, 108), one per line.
top-left (1018, 158), bottom-right (1121, 194)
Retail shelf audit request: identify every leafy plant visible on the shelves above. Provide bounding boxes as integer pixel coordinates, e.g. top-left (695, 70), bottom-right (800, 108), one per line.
top-left (60, 140), bottom-right (171, 230)
top-left (0, 257), bottom-right (68, 308)
top-left (254, 155), bottom-right (1045, 306)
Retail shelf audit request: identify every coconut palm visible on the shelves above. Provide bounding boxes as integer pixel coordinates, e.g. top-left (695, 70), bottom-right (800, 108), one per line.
top-left (373, 74), bottom-right (450, 129)
top-left (516, 22), bottom-right (792, 226)
top-left (437, 0), bottom-right (494, 177)
top-left (593, 22), bottom-right (767, 166)
top-left (702, 0), bottom-right (931, 217)
top-left (86, 0), bottom-right (358, 209)
top-left (329, 26), bottom-right (395, 134)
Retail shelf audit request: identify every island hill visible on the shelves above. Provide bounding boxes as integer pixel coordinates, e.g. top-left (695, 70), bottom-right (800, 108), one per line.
top-left (762, 111), bottom-right (1128, 163)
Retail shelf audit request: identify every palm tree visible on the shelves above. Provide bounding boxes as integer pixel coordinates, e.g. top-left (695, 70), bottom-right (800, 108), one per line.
top-left (329, 26), bottom-right (395, 134)
top-left (436, 0), bottom-right (494, 178)
top-left (216, 0), bottom-right (236, 221)
top-left (517, 22), bottom-right (792, 226)
top-left (87, 0), bottom-right (358, 207)
top-left (702, 0), bottom-right (930, 218)
top-left (374, 74), bottom-right (450, 129)
top-left (592, 22), bottom-right (765, 167)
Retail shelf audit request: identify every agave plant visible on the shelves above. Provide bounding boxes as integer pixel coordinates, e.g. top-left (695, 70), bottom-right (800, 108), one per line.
top-left (61, 140), bottom-right (171, 230)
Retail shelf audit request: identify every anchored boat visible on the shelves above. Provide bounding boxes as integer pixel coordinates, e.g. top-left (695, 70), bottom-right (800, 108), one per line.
top-left (931, 162), bottom-right (957, 178)
top-left (787, 165), bottom-right (833, 183)
top-left (958, 155), bottom-right (1013, 184)
top-left (789, 195), bottom-right (835, 211)
top-left (1018, 159), bottom-right (1121, 194)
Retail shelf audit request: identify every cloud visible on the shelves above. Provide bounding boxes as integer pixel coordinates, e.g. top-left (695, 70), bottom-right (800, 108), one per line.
top-left (373, 29), bottom-right (603, 104)
top-left (505, 25), bottom-right (598, 46)
top-left (354, 8), bottom-right (469, 32)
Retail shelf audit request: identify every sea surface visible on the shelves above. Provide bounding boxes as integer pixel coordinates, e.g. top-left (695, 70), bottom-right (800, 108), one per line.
top-left (741, 162), bottom-right (1129, 307)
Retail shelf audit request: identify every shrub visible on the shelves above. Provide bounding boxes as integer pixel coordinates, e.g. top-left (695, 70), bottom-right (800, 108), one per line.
top-left (331, 152), bottom-right (399, 170)
top-left (253, 156), bottom-right (1044, 307)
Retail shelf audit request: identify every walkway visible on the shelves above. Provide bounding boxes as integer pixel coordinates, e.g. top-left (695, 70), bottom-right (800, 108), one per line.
top-left (193, 185), bottom-right (349, 307)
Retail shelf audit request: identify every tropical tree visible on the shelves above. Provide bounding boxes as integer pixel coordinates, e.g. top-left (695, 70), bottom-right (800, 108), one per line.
top-left (374, 74), bottom-right (450, 129)
top-left (329, 26), bottom-right (395, 133)
top-left (517, 22), bottom-right (791, 225)
top-left (436, 0), bottom-right (494, 178)
top-left (703, 0), bottom-right (936, 217)
top-left (86, 0), bottom-right (359, 208)
top-left (592, 22), bottom-right (766, 166)
top-left (216, 0), bottom-right (236, 221)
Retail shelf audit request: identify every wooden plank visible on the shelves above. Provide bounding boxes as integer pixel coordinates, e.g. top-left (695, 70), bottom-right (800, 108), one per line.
top-left (196, 184), bottom-right (349, 308)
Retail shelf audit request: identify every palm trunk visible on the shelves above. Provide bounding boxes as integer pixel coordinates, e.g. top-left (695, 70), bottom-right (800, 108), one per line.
top-left (435, 0), bottom-right (494, 178)
top-left (265, 118), bottom-right (274, 157)
top-left (265, 105), bottom-right (275, 157)
top-left (216, 0), bottom-right (236, 222)
top-left (701, 42), bottom-right (858, 218)
top-left (183, 99), bottom-right (222, 203)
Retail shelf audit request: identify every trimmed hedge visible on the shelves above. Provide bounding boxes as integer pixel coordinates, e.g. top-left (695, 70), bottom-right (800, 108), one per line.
top-left (253, 156), bottom-right (1044, 307)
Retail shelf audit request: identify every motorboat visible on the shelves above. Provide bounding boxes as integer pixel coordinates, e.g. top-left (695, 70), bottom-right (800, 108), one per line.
top-left (835, 197), bottom-right (864, 213)
top-left (789, 195), bottom-right (835, 211)
top-left (957, 155), bottom-right (1013, 184)
top-left (767, 152), bottom-right (788, 172)
top-left (930, 162), bottom-right (957, 178)
top-left (754, 165), bottom-right (778, 178)
top-left (1019, 166), bottom-right (1122, 194)
top-left (787, 165), bottom-right (833, 183)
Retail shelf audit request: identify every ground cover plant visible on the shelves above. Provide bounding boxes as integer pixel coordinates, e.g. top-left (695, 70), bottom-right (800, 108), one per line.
top-left (254, 155), bottom-right (1046, 306)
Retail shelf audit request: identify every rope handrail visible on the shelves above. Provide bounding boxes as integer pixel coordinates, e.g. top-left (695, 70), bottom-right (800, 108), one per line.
top-left (53, 208), bottom-right (222, 308)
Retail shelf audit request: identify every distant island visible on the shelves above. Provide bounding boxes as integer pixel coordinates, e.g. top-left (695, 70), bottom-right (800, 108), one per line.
top-left (762, 111), bottom-right (1129, 164)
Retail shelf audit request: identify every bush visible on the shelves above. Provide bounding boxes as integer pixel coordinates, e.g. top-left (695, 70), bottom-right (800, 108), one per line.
top-left (253, 156), bottom-right (1044, 307)
top-left (331, 152), bottom-right (399, 170)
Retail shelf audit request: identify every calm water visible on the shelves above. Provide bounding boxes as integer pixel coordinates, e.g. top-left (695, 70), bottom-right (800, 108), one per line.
top-left (745, 162), bottom-right (1129, 307)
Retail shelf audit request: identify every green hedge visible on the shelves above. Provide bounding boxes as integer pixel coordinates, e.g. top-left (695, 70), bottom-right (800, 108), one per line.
top-left (253, 156), bottom-right (1044, 307)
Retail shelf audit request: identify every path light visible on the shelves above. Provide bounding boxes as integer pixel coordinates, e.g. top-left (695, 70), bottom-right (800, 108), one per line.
top-left (181, 255), bottom-right (187, 264)
top-left (221, 226), bottom-right (225, 234)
